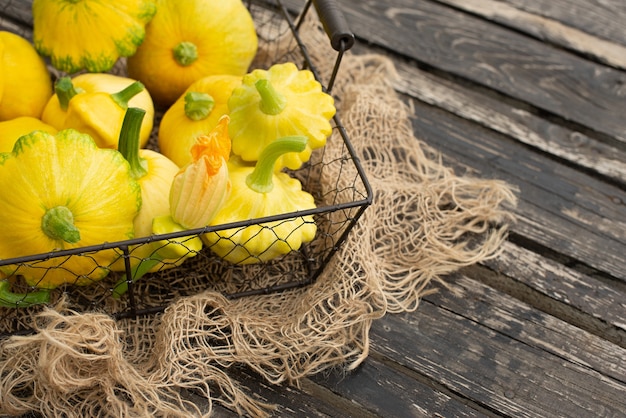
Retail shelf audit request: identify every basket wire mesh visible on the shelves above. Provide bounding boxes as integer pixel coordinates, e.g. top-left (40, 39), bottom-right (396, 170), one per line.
top-left (0, 0), bottom-right (372, 337)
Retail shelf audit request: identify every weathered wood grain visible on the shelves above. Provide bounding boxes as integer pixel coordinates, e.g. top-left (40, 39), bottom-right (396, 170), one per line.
top-left (0, 6), bottom-right (31, 40)
top-left (208, 366), bottom-right (367, 418)
top-left (435, 0), bottom-right (626, 70)
top-left (2, 1), bottom-right (625, 417)
top-left (427, 273), bottom-right (626, 382)
top-left (495, 0), bottom-right (626, 46)
top-left (310, 356), bottom-right (488, 417)
top-left (339, 0), bottom-right (626, 144)
top-left (370, 277), bottom-right (626, 417)
top-left (0, 0), bottom-right (32, 27)
top-left (406, 96), bottom-right (626, 281)
top-left (380, 51), bottom-right (626, 184)
top-left (482, 241), bottom-right (626, 335)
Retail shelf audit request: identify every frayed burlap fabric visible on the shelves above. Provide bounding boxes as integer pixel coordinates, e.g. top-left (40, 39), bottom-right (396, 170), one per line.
top-left (0, 13), bottom-right (517, 418)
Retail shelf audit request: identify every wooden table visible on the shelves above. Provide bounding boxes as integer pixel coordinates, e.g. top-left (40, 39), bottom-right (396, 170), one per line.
top-left (2, 1), bottom-right (625, 417)
top-left (229, 1), bottom-right (626, 416)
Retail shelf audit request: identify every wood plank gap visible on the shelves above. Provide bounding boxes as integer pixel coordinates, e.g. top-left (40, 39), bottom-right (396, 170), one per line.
top-left (431, 0), bottom-right (626, 70)
top-left (462, 263), bottom-right (626, 349)
top-left (298, 378), bottom-right (381, 418)
top-left (367, 350), bottom-right (507, 417)
top-left (507, 233), bottom-right (626, 293)
top-left (226, 366), bottom-right (353, 418)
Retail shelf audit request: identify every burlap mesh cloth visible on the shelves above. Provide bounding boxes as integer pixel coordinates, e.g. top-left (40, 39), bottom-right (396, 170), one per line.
top-left (0, 12), bottom-right (517, 418)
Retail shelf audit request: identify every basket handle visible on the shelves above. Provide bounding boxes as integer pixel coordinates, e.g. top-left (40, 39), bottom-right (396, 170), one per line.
top-left (312, 0), bottom-right (355, 51)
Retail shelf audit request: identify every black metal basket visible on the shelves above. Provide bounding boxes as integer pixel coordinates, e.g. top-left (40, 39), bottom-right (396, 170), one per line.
top-left (0, 0), bottom-right (372, 337)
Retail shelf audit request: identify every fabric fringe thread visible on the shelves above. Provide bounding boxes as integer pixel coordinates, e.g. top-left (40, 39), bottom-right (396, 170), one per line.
top-left (0, 12), bottom-right (517, 418)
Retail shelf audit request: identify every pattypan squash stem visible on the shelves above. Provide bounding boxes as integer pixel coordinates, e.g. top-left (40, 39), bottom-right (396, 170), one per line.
top-left (255, 79), bottom-right (287, 115)
top-left (41, 206), bottom-right (81, 244)
top-left (118, 107), bottom-right (149, 179)
top-left (55, 76), bottom-right (83, 111)
top-left (0, 280), bottom-right (50, 308)
top-left (246, 136), bottom-right (307, 193)
top-left (173, 41), bottom-right (199, 66)
top-left (111, 81), bottom-right (145, 110)
top-left (184, 92), bottom-right (215, 121)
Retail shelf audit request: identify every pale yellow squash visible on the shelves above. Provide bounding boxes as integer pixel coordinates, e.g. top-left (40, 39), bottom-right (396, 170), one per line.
top-left (0, 129), bottom-right (142, 289)
top-left (41, 73), bottom-right (155, 148)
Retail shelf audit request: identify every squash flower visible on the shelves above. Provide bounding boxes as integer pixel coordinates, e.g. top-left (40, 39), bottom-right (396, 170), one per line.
top-left (169, 115), bottom-right (232, 230)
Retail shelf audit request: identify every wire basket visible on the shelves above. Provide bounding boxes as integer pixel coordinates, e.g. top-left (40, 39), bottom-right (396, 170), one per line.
top-left (0, 0), bottom-right (372, 337)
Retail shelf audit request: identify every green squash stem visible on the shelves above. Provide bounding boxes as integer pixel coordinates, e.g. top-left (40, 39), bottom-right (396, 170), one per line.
top-left (246, 136), bottom-right (307, 193)
top-left (173, 41), bottom-right (198, 66)
top-left (118, 107), bottom-right (149, 179)
top-left (41, 206), bottom-right (81, 244)
top-left (184, 92), bottom-right (215, 121)
top-left (55, 76), bottom-right (84, 111)
top-left (255, 79), bottom-right (287, 115)
top-left (111, 81), bottom-right (145, 109)
top-left (0, 280), bottom-right (50, 308)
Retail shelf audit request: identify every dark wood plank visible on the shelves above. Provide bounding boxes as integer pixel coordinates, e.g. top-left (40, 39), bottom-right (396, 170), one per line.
top-left (230, 369), bottom-right (356, 418)
top-left (496, 0), bottom-right (626, 46)
top-left (482, 241), bottom-right (626, 336)
top-left (164, 366), bottom-right (371, 418)
top-left (0, 0), bottom-right (32, 26)
top-left (0, 3), bottom-right (31, 40)
top-left (311, 356), bottom-right (489, 417)
top-left (383, 50), bottom-right (626, 184)
top-left (428, 272), bottom-right (626, 382)
top-left (405, 95), bottom-right (626, 282)
top-left (435, 0), bottom-right (626, 70)
top-left (0, 0), bottom-right (33, 35)
top-left (370, 276), bottom-right (626, 417)
top-left (339, 0), bottom-right (626, 143)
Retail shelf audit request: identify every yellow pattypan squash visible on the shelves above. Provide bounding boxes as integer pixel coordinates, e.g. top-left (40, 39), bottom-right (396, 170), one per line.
top-left (0, 116), bottom-right (57, 153)
top-left (228, 62), bottom-right (336, 170)
top-left (0, 31), bottom-right (53, 121)
top-left (0, 129), bottom-right (142, 290)
top-left (158, 74), bottom-right (241, 167)
top-left (42, 73), bottom-right (155, 149)
top-left (202, 136), bottom-right (317, 264)
top-left (32, 0), bottom-right (156, 73)
top-left (127, 0), bottom-right (258, 107)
